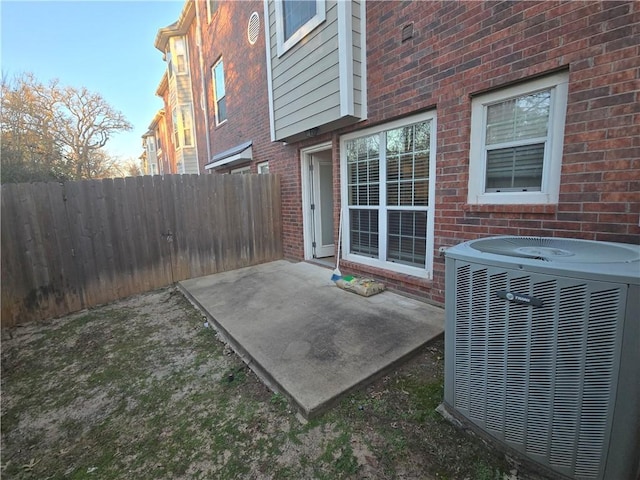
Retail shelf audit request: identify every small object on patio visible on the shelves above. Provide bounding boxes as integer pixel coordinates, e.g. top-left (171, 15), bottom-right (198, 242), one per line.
top-left (335, 276), bottom-right (385, 297)
top-left (204, 321), bottom-right (209, 328)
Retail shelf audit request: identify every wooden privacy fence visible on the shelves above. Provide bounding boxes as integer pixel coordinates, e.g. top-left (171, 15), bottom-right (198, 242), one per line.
top-left (1, 174), bottom-right (283, 327)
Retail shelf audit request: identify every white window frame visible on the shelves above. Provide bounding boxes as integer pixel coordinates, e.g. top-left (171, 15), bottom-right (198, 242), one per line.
top-left (274, 0), bottom-right (326, 57)
top-left (180, 105), bottom-right (194, 147)
top-left (172, 37), bottom-right (188, 75)
top-left (467, 71), bottom-right (569, 206)
top-left (257, 161), bottom-right (269, 174)
top-left (231, 166), bottom-right (250, 174)
top-left (171, 107), bottom-right (180, 149)
top-left (340, 111), bottom-right (437, 280)
top-left (212, 58), bottom-right (227, 126)
top-left (172, 105), bottom-right (194, 150)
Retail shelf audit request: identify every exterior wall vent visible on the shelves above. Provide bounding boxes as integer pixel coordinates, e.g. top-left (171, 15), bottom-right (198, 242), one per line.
top-left (443, 236), bottom-right (640, 480)
top-left (248, 12), bottom-right (260, 45)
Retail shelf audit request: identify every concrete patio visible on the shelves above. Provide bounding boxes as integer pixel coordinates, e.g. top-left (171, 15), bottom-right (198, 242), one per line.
top-left (179, 260), bottom-right (444, 418)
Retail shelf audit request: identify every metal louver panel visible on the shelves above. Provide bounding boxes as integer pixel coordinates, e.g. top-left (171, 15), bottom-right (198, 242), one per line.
top-left (453, 264), bottom-right (471, 411)
top-left (452, 263), bottom-right (625, 479)
top-left (575, 289), bottom-right (621, 478)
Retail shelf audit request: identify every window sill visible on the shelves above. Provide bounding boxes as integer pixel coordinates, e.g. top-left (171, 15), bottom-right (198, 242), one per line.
top-left (463, 204), bottom-right (557, 214)
top-left (343, 254), bottom-right (431, 280)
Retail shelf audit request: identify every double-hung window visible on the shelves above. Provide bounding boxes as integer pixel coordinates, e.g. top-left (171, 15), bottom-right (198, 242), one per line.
top-left (172, 105), bottom-right (194, 149)
top-left (341, 111), bottom-right (437, 279)
top-left (275, 0), bottom-right (326, 56)
top-left (180, 106), bottom-right (193, 147)
top-left (467, 71), bottom-right (569, 205)
top-left (171, 107), bottom-right (180, 148)
top-left (212, 58), bottom-right (227, 125)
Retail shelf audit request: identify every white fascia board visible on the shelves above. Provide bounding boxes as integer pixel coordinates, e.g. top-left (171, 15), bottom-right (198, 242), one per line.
top-left (337, 0), bottom-right (354, 117)
top-left (359, 0), bottom-right (367, 120)
top-left (263, 0), bottom-right (277, 142)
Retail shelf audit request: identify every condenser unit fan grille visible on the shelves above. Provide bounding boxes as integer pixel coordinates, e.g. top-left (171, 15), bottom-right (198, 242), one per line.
top-left (469, 236), bottom-right (640, 263)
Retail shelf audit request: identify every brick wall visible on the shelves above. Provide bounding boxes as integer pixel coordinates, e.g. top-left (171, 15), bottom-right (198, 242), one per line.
top-left (289, 1), bottom-right (639, 304)
top-left (197, 0), bottom-right (282, 171)
top-left (188, 0), bottom-right (638, 305)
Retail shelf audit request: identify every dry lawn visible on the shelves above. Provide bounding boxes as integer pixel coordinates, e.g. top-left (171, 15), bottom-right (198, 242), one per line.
top-left (1, 287), bottom-right (550, 479)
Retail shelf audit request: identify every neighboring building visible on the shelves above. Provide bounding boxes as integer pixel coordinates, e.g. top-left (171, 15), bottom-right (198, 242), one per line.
top-left (152, 0), bottom-right (639, 305)
top-left (155, 2), bottom-right (200, 174)
top-left (197, 0), bottom-right (280, 175)
top-left (141, 109), bottom-right (171, 175)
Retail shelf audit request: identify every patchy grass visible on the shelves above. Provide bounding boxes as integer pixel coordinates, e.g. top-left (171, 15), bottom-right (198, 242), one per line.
top-left (1, 287), bottom-right (550, 479)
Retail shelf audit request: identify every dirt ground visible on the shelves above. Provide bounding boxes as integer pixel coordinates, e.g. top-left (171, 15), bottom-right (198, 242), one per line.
top-left (1, 287), bottom-right (552, 479)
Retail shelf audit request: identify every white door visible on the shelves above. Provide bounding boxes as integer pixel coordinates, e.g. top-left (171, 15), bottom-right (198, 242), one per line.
top-left (310, 153), bottom-right (334, 258)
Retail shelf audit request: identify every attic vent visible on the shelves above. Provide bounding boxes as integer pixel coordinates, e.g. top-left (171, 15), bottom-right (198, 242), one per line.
top-left (248, 12), bottom-right (260, 45)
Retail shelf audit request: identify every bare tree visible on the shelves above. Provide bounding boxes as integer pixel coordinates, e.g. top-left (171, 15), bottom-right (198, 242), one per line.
top-left (1, 72), bottom-right (132, 182)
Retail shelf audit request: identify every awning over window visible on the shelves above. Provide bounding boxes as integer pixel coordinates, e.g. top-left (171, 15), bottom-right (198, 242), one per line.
top-left (205, 140), bottom-right (253, 170)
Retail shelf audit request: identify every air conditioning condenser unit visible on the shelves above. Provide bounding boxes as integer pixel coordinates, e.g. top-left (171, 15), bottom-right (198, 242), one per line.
top-left (443, 236), bottom-right (639, 480)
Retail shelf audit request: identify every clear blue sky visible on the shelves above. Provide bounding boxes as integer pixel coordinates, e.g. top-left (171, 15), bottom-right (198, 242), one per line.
top-left (1, 0), bottom-right (183, 162)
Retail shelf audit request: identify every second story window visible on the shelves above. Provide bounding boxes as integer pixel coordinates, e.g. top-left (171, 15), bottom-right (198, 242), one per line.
top-left (181, 106), bottom-right (193, 147)
top-left (212, 58), bottom-right (227, 125)
top-left (167, 51), bottom-right (174, 78)
top-left (172, 106), bottom-right (194, 149)
top-left (275, 0), bottom-right (325, 56)
top-left (172, 107), bottom-right (180, 148)
top-left (172, 37), bottom-right (187, 74)
top-left (283, 0), bottom-right (315, 40)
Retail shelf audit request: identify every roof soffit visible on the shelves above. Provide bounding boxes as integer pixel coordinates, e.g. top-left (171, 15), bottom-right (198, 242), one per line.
top-left (154, 0), bottom-right (195, 52)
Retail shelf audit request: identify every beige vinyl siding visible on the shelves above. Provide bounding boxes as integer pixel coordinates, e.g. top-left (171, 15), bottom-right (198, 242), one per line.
top-left (182, 150), bottom-right (199, 174)
top-left (176, 75), bottom-right (192, 102)
top-left (266, 0), bottom-right (366, 141)
top-left (269, 1), bottom-right (341, 140)
top-left (351, 0), bottom-right (363, 119)
top-left (176, 149), bottom-right (199, 174)
top-left (276, 76), bottom-right (340, 118)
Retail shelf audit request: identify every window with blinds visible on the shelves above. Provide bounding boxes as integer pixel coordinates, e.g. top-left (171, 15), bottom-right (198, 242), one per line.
top-left (485, 91), bottom-right (550, 192)
top-left (467, 71), bottom-right (569, 206)
top-left (343, 112), bottom-right (436, 277)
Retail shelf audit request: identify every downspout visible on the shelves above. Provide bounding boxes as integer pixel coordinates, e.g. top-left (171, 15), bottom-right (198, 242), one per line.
top-left (194, 0), bottom-right (212, 169)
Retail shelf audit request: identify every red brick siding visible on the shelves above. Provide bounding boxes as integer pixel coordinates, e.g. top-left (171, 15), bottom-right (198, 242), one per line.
top-left (198, 0), bottom-right (283, 172)
top-left (288, 0), bottom-right (639, 304)
top-left (186, 1), bottom-right (639, 305)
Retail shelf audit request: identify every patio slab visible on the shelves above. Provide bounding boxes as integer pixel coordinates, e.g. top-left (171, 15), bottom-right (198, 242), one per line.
top-left (179, 260), bottom-right (444, 418)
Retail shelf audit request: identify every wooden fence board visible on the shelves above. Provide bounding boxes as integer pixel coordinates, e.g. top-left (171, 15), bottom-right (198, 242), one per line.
top-left (1, 174), bottom-right (283, 327)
